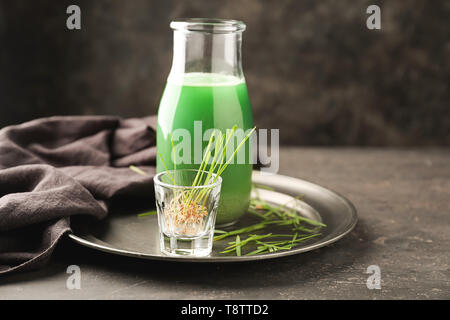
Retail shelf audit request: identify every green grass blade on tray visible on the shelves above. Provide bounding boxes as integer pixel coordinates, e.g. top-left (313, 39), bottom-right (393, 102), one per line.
top-left (221, 234), bottom-right (274, 253)
top-left (242, 233), bottom-right (322, 256)
top-left (235, 235), bottom-right (241, 256)
top-left (247, 208), bottom-right (272, 220)
top-left (245, 247), bottom-right (268, 256)
top-left (215, 190), bottom-right (327, 256)
top-left (129, 165), bottom-right (148, 176)
top-left (213, 221), bottom-right (270, 241)
top-left (252, 183), bottom-right (275, 191)
top-left (137, 210), bottom-right (157, 217)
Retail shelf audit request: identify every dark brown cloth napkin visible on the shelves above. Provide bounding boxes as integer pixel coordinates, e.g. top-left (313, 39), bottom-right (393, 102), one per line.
top-left (0, 115), bottom-right (157, 274)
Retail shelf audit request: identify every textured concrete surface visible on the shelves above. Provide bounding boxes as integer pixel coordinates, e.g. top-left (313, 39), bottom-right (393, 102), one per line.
top-left (0, 148), bottom-right (449, 299)
top-left (1, 0), bottom-right (449, 146)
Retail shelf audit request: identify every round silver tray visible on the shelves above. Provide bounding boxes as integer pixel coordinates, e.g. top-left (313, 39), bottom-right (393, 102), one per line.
top-left (68, 171), bottom-right (357, 262)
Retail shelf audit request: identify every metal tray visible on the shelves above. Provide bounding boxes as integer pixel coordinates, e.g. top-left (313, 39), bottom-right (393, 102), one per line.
top-left (68, 171), bottom-right (357, 262)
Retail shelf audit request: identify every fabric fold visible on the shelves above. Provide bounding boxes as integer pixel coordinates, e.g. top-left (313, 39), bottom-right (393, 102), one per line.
top-left (0, 115), bottom-right (157, 275)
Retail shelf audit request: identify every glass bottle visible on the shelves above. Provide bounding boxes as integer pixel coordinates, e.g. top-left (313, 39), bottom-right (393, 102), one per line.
top-left (156, 19), bottom-right (254, 226)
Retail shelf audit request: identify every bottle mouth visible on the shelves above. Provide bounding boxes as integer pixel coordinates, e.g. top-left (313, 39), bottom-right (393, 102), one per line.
top-left (170, 18), bottom-right (246, 34)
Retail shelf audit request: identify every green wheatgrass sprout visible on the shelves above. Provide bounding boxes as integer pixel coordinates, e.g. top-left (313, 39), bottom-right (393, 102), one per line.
top-left (130, 127), bottom-right (326, 256)
top-left (213, 185), bottom-right (326, 256)
top-left (175, 126), bottom-right (256, 219)
top-left (130, 126), bottom-right (256, 235)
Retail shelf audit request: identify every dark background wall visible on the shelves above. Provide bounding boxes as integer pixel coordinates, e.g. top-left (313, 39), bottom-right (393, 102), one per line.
top-left (0, 0), bottom-right (449, 146)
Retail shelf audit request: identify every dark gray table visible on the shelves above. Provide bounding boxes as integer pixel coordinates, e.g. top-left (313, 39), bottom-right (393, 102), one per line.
top-left (1, 148), bottom-right (449, 299)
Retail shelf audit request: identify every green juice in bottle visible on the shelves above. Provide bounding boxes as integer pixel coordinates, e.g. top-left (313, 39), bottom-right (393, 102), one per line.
top-left (157, 73), bottom-right (254, 226)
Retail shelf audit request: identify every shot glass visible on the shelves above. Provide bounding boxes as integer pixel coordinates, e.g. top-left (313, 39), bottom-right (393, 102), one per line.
top-left (154, 169), bottom-right (222, 257)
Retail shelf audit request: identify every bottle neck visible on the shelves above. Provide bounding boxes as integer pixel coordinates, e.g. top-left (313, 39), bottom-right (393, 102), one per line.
top-left (168, 30), bottom-right (244, 83)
